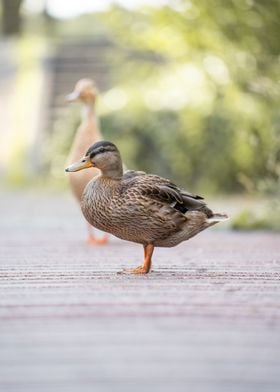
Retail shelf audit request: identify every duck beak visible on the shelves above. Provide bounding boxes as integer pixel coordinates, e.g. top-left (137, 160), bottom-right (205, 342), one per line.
top-left (65, 156), bottom-right (93, 172)
top-left (65, 90), bottom-right (80, 103)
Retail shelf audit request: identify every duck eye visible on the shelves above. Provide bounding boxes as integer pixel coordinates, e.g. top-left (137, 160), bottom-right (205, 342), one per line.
top-left (81, 159), bottom-right (86, 163)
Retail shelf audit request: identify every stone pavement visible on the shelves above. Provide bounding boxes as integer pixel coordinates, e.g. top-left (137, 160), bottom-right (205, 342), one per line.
top-left (0, 190), bottom-right (279, 392)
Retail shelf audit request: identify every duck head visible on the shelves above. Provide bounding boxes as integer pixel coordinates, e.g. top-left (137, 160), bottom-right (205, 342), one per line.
top-left (65, 78), bottom-right (98, 104)
top-left (65, 141), bottom-right (123, 178)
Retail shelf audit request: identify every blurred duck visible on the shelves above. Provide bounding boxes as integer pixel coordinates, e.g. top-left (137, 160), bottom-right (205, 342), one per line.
top-left (66, 78), bottom-right (109, 245)
top-left (66, 141), bottom-right (228, 274)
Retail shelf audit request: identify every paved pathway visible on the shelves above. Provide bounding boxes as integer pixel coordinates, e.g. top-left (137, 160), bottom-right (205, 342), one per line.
top-left (0, 190), bottom-right (279, 392)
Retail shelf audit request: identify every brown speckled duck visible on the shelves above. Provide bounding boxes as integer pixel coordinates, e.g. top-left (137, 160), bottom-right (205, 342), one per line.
top-left (66, 78), bottom-right (108, 245)
top-left (66, 141), bottom-right (228, 274)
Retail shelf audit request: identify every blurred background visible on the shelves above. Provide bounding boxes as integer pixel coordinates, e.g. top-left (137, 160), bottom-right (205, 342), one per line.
top-left (0, 0), bottom-right (279, 230)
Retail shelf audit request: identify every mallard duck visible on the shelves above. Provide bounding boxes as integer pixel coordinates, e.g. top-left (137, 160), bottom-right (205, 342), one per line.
top-left (66, 141), bottom-right (228, 274)
top-left (66, 78), bottom-right (108, 245)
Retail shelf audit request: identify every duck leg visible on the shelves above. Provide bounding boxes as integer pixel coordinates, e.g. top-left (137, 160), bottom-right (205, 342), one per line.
top-left (86, 223), bottom-right (109, 245)
top-left (122, 244), bottom-right (154, 274)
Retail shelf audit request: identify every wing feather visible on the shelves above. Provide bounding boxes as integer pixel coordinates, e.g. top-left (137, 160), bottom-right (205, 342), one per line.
top-left (121, 173), bottom-right (212, 216)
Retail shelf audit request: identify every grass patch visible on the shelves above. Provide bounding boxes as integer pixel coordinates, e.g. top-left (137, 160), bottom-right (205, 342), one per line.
top-left (232, 201), bottom-right (280, 231)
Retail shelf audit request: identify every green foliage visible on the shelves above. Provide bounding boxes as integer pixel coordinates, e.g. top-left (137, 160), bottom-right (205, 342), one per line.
top-left (100, 107), bottom-right (236, 192)
top-left (232, 199), bottom-right (280, 231)
top-left (96, 1), bottom-right (280, 195)
top-left (43, 0), bottom-right (280, 209)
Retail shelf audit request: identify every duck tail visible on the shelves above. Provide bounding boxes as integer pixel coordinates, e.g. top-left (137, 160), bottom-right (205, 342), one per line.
top-left (207, 213), bottom-right (229, 224)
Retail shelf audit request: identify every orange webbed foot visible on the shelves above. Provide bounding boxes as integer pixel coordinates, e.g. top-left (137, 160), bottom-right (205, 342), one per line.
top-left (118, 244), bottom-right (154, 275)
top-left (120, 265), bottom-right (150, 275)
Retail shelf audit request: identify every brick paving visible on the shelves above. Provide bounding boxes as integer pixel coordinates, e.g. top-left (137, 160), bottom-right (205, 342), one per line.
top-left (0, 190), bottom-right (280, 392)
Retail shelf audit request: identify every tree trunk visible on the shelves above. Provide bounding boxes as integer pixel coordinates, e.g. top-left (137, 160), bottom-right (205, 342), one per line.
top-left (1, 0), bottom-right (23, 36)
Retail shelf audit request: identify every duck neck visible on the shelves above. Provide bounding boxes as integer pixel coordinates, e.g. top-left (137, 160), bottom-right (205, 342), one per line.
top-left (69, 100), bottom-right (101, 162)
top-left (78, 99), bottom-right (102, 140)
top-left (82, 101), bottom-right (95, 120)
top-left (100, 161), bottom-right (123, 180)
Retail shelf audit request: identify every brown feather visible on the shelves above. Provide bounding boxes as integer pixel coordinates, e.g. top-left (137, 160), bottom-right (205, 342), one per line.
top-left (78, 141), bottom-right (228, 249)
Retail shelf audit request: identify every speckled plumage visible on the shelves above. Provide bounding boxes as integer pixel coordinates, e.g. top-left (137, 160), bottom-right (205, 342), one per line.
top-left (66, 141), bottom-right (228, 273)
top-left (80, 145), bottom-right (227, 247)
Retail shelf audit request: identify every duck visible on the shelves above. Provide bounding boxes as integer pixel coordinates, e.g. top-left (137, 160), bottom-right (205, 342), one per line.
top-left (65, 140), bottom-right (228, 274)
top-left (65, 78), bottom-right (109, 245)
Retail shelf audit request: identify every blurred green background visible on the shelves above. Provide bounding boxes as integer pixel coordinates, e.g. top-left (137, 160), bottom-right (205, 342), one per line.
top-left (0, 0), bottom-right (280, 229)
